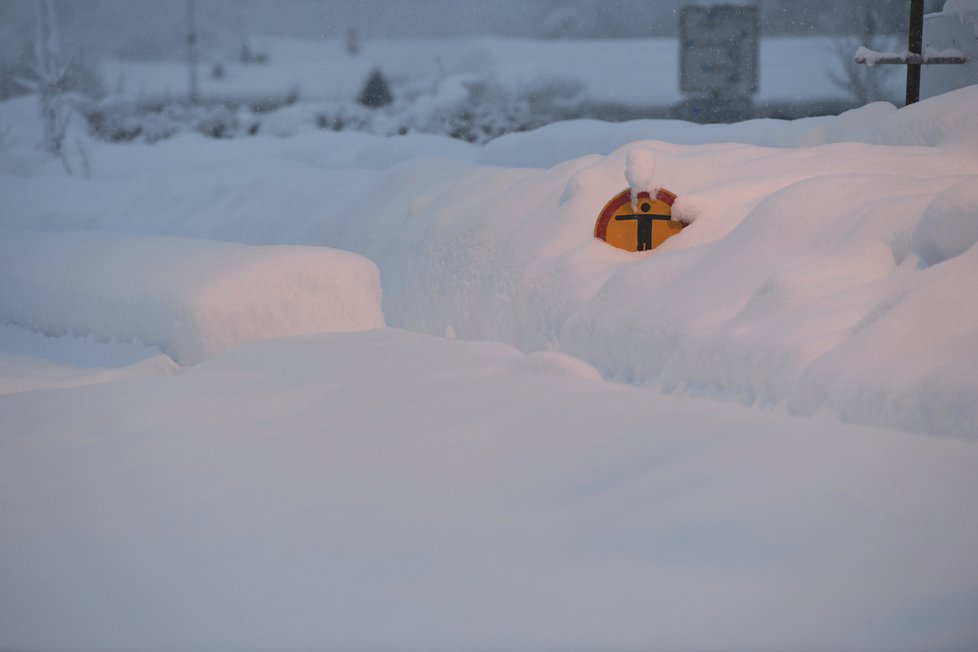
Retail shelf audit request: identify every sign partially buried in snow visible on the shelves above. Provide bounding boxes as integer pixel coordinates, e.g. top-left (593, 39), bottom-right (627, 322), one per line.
top-left (594, 188), bottom-right (683, 252)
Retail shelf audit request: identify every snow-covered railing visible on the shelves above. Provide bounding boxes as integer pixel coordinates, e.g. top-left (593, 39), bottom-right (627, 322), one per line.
top-left (854, 46), bottom-right (968, 66)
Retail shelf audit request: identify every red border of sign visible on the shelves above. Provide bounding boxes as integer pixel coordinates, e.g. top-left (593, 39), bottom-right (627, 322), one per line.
top-left (594, 188), bottom-right (678, 241)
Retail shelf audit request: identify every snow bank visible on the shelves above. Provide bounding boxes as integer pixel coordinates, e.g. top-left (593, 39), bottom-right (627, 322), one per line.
top-left (562, 174), bottom-right (978, 437)
top-left (0, 231), bottom-right (384, 364)
top-left (480, 85), bottom-right (978, 168)
top-left (2, 88), bottom-right (977, 435)
top-left (360, 140), bottom-right (977, 436)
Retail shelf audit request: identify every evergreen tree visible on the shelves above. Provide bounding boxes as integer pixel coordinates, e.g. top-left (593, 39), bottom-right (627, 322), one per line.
top-left (357, 68), bottom-right (392, 108)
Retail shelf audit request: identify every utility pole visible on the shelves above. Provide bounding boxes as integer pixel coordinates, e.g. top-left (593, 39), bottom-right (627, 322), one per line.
top-left (906, 0), bottom-right (924, 104)
top-left (187, 0), bottom-right (199, 104)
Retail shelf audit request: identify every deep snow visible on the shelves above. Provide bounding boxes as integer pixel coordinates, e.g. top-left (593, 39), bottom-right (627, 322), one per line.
top-left (2, 86), bottom-right (976, 436)
top-left (2, 329), bottom-right (978, 651)
top-left (1, 55), bottom-right (978, 651)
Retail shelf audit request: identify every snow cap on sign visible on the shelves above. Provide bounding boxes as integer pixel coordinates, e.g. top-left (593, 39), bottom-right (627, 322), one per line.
top-left (625, 149), bottom-right (658, 209)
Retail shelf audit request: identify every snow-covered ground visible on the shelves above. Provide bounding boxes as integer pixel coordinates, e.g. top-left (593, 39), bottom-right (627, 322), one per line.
top-left (1, 58), bottom-right (977, 650)
top-left (3, 328), bottom-right (978, 651)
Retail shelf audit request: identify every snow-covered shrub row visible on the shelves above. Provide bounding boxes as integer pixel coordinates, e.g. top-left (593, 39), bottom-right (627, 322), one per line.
top-left (77, 73), bottom-right (580, 145)
top-left (80, 90), bottom-right (298, 142)
top-left (390, 74), bottom-right (584, 143)
top-left (0, 231), bottom-right (384, 364)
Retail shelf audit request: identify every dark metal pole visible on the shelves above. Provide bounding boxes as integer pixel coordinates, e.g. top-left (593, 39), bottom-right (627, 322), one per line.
top-left (187, 0), bottom-right (199, 105)
top-left (906, 0), bottom-right (924, 105)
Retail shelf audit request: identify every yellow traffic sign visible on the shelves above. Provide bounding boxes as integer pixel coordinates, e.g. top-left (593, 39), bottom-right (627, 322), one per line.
top-left (594, 188), bottom-right (683, 252)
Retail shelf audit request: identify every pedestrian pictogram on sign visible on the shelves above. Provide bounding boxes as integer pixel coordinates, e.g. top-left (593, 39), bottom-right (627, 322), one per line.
top-left (594, 188), bottom-right (684, 252)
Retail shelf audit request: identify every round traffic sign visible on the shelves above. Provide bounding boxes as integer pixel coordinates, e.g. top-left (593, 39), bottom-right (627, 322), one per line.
top-left (594, 188), bottom-right (684, 252)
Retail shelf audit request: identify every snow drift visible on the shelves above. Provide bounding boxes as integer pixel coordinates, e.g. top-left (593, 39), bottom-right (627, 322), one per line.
top-left (0, 231), bottom-right (384, 364)
top-left (1, 87), bottom-right (977, 436)
top-left (3, 36), bottom-right (978, 652)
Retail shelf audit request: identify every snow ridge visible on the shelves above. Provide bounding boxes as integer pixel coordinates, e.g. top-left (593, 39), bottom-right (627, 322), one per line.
top-left (0, 231), bottom-right (385, 365)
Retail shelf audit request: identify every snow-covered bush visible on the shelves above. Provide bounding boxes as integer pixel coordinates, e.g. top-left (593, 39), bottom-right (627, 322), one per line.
top-left (394, 76), bottom-right (533, 142)
top-left (139, 108), bottom-right (183, 143)
top-left (248, 88), bottom-right (298, 114)
top-left (194, 104), bottom-right (238, 139)
top-left (81, 91), bottom-right (297, 143)
top-left (314, 103), bottom-right (373, 133)
top-left (381, 74), bottom-right (580, 143)
top-left (83, 102), bottom-right (145, 142)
